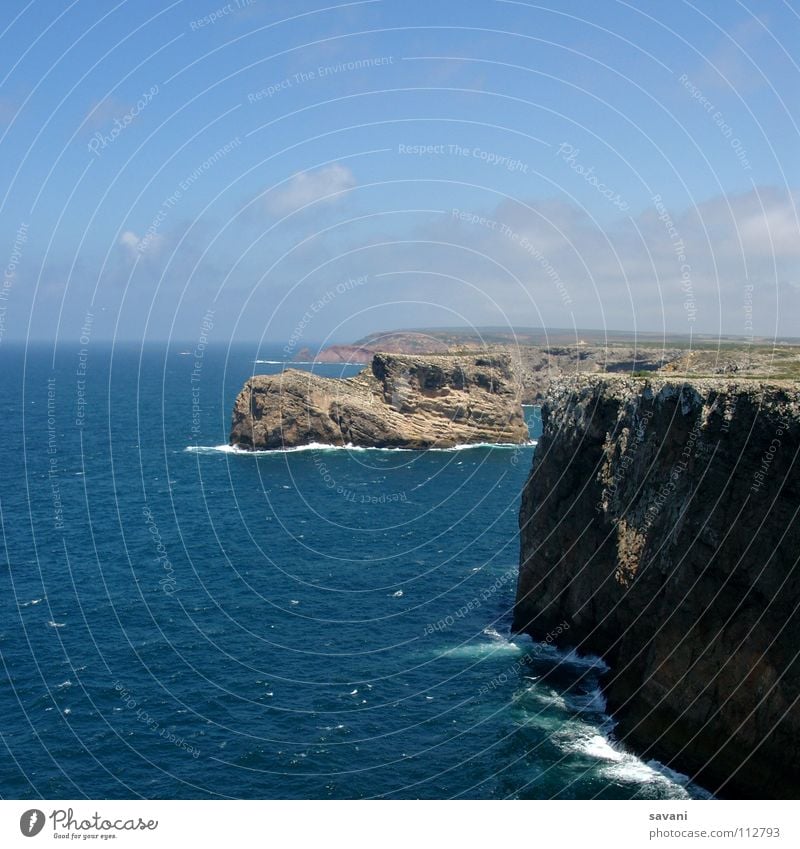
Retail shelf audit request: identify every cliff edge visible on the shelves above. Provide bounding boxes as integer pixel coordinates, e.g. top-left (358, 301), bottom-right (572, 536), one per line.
top-left (230, 352), bottom-right (529, 450)
top-left (513, 375), bottom-right (800, 798)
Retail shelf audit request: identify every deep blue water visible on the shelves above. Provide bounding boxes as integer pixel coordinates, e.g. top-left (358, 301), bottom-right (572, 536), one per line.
top-left (0, 343), bottom-right (709, 799)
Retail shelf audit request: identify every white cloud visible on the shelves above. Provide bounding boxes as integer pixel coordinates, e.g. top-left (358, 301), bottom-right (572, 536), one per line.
top-left (265, 164), bottom-right (356, 215)
top-left (737, 193), bottom-right (800, 256)
top-left (408, 187), bottom-right (800, 337)
top-left (119, 230), bottom-right (141, 254)
top-left (119, 229), bottom-right (163, 257)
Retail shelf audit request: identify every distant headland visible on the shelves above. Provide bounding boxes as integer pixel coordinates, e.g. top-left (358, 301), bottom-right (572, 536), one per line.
top-left (296, 326), bottom-right (800, 403)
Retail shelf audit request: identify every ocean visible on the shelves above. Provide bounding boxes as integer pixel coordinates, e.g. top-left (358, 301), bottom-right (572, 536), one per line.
top-left (0, 343), bottom-right (710, 799)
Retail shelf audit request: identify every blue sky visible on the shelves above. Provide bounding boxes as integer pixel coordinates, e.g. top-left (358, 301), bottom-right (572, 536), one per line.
top-left (1, 0), bottom-right (798, 346)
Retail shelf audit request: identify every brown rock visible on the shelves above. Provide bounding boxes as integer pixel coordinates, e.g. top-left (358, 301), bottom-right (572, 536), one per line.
top-left (230, 352), bottom-right (529, 450)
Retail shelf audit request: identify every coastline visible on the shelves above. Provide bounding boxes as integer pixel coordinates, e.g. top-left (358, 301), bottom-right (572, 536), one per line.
top-left (514, 376), bottom-right (800, 798)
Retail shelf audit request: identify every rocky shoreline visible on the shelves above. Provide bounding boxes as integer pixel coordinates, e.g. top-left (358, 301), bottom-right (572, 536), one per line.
top-left (513, 375), bottom-right (800, 798)
top-left (229, 352), bottom-right (529, 450)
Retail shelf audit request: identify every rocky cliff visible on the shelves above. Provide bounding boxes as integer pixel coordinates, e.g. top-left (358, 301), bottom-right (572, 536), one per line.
top-left (513, 376), bottom-right (800, 798)
top-left (301, 336), bottom-right (685, 402)
top-left (230, 352), bottom-right (529, 450)
top-left (509, 344), bottom-right (680, 403)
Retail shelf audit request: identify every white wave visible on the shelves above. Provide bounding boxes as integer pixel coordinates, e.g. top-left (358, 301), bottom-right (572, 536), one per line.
top-left (483, 625), bottom-right (511, 642)
top-left (643, 760), bottom-right (714, 799)
top-left (566, 686), bottom-right (607, 714)
top-left (528, 688), bottom-right (569, 711)
top-left (554, 722), bottom-right (624, 760)
top-left (184, 443), bottom-right (245, 455)
top-left (521, 683), bottom-right (608, 723)
top-left (441, 637), bottom-right (523, 660)
top-left (576, 733), bottom-right (624, 762)
top-left (56, 680), bottom-right (72, 689)
top-left (47, 621), bottom-right (66, 628)
top-left (642, 760), bottom-right (689, 785)
top-left (185, 440), bottom-right (536, 456)
top-left (560, 648), bottom-right (609, 671)
top-left (532, 642), bottom-right (609, 671)
top-left (185, 442), bottom-right (365, 456)
top-left (442, 644), bottom-right (523, 659)
top-left (428, 440), bottom-right (537, 452)
top-left (558, 723), bottom-right (702, 796)
top-left (601, 754), bottom-right (693, 794)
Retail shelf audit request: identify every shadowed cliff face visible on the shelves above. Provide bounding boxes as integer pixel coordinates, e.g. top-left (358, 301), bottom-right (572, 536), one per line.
top-left (514, 376), bottom-right (800, 799)
top-left (229, 352), bottom-right (529, 450)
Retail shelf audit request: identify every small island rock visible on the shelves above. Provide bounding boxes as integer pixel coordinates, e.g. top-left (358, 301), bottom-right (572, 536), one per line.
top-left (230, 352), bottom-right (529, 450)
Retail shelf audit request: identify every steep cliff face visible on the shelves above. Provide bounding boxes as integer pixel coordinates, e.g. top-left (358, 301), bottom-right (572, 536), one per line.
top-left (514, 376), bottom-right (800, 798)
top-left (230, 352), bottom-right (529, 450)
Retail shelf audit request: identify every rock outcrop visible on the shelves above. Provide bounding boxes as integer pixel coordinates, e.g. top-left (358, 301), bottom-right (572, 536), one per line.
top-left (514, 375), bottom-right (800, 798)
top-left (305, 329), bottom-right (800, 403)
top-left (230, 352), bottom-right (529, 450)
top-left (303, 336), bottom-right (686, 401)
top-left (509, 344), bottom-right (681, 403)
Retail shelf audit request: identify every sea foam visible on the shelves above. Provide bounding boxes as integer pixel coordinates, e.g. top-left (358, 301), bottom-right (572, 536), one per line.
top-left (185, 440), bottom-right (536, 456)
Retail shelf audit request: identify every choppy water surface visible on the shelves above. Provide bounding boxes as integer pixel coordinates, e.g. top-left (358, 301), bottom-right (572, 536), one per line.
top-left (0, 344), bottom-right (710, 799)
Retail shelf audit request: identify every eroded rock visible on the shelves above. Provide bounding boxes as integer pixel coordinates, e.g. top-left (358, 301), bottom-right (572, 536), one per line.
top-left (230, 352), bottom-right (529, 450)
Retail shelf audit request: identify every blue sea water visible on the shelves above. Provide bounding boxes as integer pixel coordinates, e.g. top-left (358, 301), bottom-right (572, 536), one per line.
top-left (0, 342), bottom-right (710, 799)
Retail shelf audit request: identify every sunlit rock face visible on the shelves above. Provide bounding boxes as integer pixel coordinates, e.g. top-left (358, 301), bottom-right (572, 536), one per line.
top-left (230, 353), bottom-right (529, 450)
